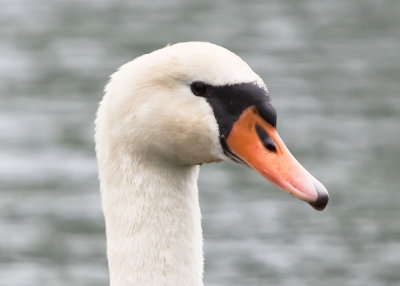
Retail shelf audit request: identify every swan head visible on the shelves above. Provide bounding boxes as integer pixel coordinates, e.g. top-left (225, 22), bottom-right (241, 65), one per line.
top-left (96, 42), bottom-right (328, 210)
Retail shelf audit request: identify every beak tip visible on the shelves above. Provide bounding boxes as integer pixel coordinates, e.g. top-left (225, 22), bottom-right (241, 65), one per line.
top-left (308, 181), bottom-right (329, 211)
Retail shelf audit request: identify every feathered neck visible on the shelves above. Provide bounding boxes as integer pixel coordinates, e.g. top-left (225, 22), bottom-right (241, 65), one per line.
top-left (99, 152), bottom-right (204, 286)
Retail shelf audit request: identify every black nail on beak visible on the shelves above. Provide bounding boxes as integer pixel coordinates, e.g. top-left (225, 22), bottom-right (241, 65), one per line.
top-left (255, 124), bottom-right (277, 152)
top-left (308, 182), bottom-right (329, 211)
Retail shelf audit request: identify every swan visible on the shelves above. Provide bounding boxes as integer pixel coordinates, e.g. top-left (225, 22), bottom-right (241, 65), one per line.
top-left (95, 42), bottom-right (329, 286)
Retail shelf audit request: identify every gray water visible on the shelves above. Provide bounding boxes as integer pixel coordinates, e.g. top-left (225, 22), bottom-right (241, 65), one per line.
top-left (1, 0), bottom-right (400, 285)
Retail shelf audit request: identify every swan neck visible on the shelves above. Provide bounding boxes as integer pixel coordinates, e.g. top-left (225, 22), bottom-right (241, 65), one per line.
top-left (100, 157), bottom-right (204, 286)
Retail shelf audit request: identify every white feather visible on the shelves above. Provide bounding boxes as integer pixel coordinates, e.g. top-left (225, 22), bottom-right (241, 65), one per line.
top-left (95, 42), bottom-right (265, 286)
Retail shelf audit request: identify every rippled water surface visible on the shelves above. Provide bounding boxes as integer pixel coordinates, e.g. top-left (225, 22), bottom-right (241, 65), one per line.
top-left (1, 0), bottom-right (400, 285)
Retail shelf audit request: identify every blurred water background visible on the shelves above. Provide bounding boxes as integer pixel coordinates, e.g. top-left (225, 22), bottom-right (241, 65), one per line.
top-left (1, 0), bottom-right (400, 285)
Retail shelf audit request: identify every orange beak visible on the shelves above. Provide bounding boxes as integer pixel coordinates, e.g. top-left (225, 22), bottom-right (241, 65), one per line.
top-left (226, 106), bottom-right (329, 210)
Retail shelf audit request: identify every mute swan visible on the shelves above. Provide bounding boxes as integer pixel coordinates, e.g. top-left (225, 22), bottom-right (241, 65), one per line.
top-left (95, 42), bottom-right (328, 286)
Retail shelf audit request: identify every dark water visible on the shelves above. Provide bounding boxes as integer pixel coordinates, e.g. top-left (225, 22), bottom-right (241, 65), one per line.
top-left (1, 0), bottom-right (399, 285)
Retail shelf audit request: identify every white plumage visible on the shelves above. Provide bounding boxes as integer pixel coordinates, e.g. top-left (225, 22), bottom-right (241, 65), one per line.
top-left (95, 42), bottom-right (263, 286)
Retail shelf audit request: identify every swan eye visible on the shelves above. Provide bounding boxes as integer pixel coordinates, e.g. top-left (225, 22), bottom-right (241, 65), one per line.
top-left (190, 81), bottom-right (208, 97)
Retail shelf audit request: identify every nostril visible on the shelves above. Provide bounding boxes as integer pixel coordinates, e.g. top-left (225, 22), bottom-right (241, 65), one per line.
top-left (265, 140), bottom-right (277, 152)
top-left (255, 124), bottom-right (277, 152)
